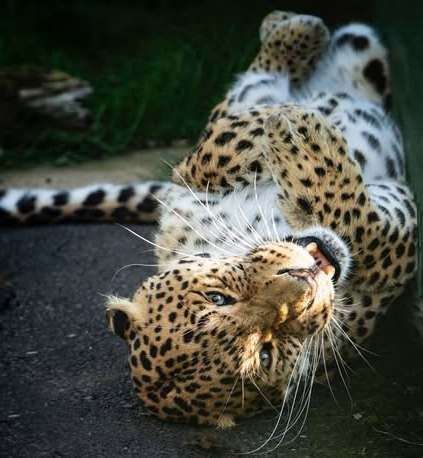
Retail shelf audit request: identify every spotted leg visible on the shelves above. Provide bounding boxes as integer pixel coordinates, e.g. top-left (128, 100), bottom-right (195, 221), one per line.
top-left (259, 10), bottom-right (296, 43)
top-left (202, 12), bottom-right (330, 131)
top-left (263, 105), bottom-right (417, 297)
top-left (249, 14), bottom-right (330, 86)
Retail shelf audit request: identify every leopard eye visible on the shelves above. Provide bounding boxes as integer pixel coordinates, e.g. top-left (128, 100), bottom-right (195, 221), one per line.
top-left (260, 343), bottom-right (273, 369)
top-left (205, 292), bottom-right (235, 306)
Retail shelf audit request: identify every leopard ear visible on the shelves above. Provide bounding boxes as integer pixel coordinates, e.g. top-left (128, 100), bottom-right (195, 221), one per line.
top-left (106, 309), bottom-right (130, 339)
top-left (106, 296), bottom-right (141, 340)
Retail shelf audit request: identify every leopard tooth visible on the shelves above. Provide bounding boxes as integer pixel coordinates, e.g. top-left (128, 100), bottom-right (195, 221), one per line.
top-left (322, 264), bottom-right (336, 279)
top-left (305, 242), bottom-right (318, 255)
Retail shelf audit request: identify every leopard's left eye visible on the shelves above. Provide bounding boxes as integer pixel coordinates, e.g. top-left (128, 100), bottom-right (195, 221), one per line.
top-left (205, 292), bottom-right (235, 306)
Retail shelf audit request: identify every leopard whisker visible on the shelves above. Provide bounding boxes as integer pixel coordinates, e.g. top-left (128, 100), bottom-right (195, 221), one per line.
top-left (320, 331), bottom-right (339, 405)
top-left (331, 316), bottom-right (377, 369)
top-left (248, 375), bottom-right (278, 413)
top-left (217, 374), bottom-right (240, 425)
top-left (324, 325), bottom-right (353, 404)
top-left (111, 262), bottom-right (163, 283)
top-left (173, 168), bottom-right (255, 253)
top-left (272, 336), bottom-right (314, 446)
top-left (274, 336), bottom-right (322, 447)
top-left (244, 337), bottom-right (310, 454)
top-left (156, 166), bottom-right (256, 259)
top-left (204, 182), bottom-right (257, 252)
top-left (235, 201), bottom-right (265, 246)
top-left (253, 172), bottom-right (273, 241)
top-left (117, 224), bottom-right (198, 259)
top-left (270, 208), bottom-right (282, 242)
top-left (274, 336), bottom-right (321, 449)
top-left (152, 194), bottom-right (236, 258)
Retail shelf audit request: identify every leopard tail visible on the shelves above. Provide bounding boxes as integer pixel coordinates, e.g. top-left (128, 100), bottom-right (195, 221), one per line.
top-left (0, 181), bottom-right (172, 224)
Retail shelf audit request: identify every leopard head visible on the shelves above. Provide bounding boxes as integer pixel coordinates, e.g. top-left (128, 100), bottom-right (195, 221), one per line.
top-left (106, 231), bottom-right (350, 427)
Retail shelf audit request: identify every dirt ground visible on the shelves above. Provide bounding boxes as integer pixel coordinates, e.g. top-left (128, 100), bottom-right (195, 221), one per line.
top-left (1, 223), bottom-right (422, 457)
top-left (0, 147), bottom-right (186, 188)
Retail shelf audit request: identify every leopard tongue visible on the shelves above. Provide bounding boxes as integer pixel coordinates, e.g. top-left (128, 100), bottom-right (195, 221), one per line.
top-left (305, 242), bottom-right (336, 279)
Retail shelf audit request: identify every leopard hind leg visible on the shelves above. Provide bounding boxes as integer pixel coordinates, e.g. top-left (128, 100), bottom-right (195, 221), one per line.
top-left (250, 14), bottom-right (330, 87)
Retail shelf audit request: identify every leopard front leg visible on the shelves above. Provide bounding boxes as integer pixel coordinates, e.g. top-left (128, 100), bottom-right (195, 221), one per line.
top-left (173, 107), bottom-right (276, 191)
top-left (262, 105), bottom-right (417, 293)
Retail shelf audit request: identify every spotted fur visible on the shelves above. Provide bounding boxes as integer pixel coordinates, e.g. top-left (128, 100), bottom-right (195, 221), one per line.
top-left (0, 182), bottom-right (170, 224)
top-left (1, 11), bottom-right (419, 429)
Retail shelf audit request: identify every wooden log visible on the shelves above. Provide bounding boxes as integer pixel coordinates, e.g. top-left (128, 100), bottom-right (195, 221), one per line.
top-left (0, 67), bottom-right (94, 150)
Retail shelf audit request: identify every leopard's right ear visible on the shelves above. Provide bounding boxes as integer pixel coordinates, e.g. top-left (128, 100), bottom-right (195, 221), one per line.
top-left (106, 296), bottom-right (142, 340)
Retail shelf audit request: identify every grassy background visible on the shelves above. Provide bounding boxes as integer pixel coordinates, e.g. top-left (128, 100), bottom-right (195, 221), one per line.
top-left (0, 0), bottom-right (374, 168)
top-left (1, 0), bottom-right (422, 287)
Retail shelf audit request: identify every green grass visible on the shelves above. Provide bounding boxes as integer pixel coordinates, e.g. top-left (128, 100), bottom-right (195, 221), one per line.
top-left (0, 0), bottom-right (373, 169)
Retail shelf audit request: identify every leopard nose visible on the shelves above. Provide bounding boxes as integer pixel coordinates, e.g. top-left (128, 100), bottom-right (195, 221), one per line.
top-left (277, 267), bottom-right (318, 292)
top-left (286, 268), bottom-right (318, 300)
top-left (277, 266), bottom-right (319, 279)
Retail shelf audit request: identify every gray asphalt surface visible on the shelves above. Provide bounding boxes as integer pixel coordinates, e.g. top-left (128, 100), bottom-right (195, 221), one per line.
top-left (1, 224), bottom-right (422, 457)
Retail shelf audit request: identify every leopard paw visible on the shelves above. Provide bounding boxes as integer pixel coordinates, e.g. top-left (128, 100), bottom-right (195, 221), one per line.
top-left (259, 10), bottom-right (297, 43)
top-left (252, 15), bottom-right (330, 86)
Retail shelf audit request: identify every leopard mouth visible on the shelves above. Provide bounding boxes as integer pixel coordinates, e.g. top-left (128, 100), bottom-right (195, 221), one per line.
top-left (296, 236), bottom-right (341, 283)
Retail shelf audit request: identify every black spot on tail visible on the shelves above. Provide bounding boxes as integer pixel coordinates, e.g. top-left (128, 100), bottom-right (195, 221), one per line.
top-left (17, 195), bottom-right (36, 214)
top-left (118, 186), bottom-right (135, 203)
top-left (137, 196), bottom-right (158, 213)
top-left (149, 184), bottom-right (163, 194)
top-left (53, 192), bottom-right (69, 206)
top-left (83, 189), bottom-right (105, 206)
top-left (137, 184), bottom-right (162, 213)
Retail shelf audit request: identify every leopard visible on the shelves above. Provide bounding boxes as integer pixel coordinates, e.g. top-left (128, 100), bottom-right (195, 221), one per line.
top-left (0, 11), bottom-right (419, 432)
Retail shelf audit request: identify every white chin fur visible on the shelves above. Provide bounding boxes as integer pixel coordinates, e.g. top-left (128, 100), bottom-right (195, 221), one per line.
top-left (295, 226), bottom-right (352, 284)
